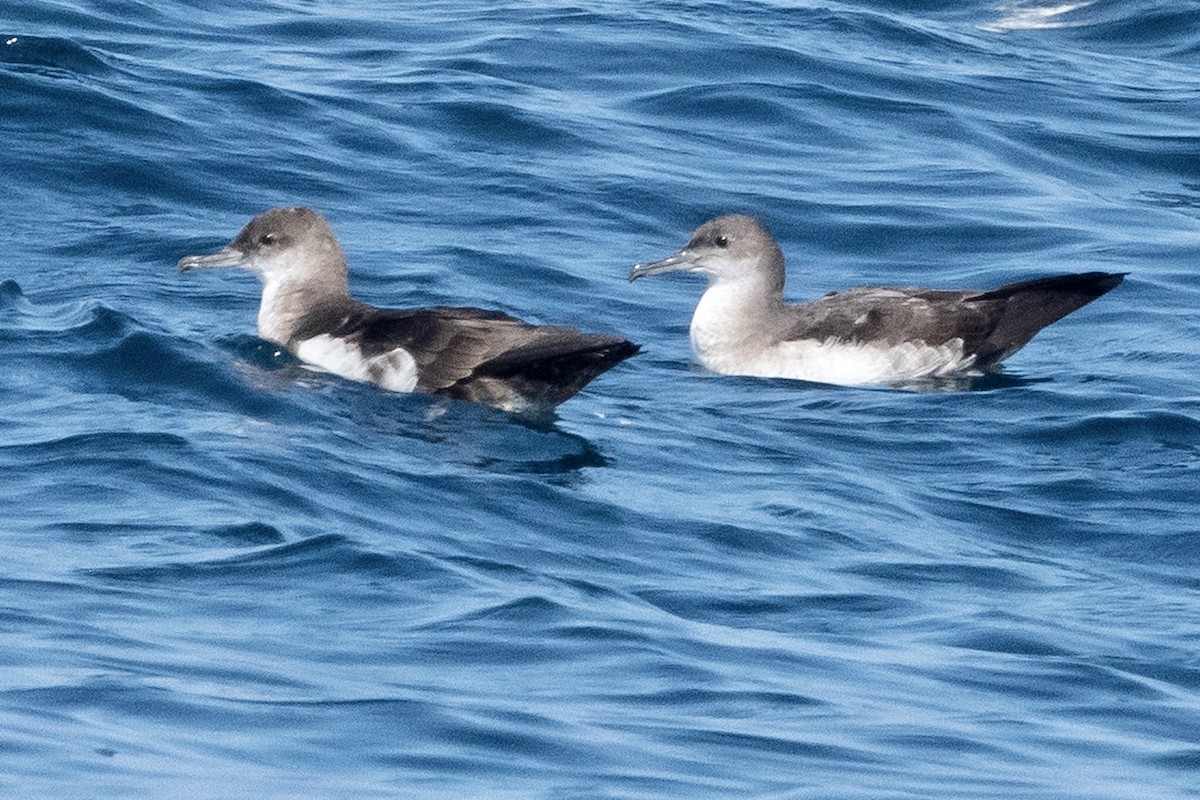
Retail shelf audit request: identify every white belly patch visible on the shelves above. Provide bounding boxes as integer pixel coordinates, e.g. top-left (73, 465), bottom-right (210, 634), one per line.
top-left (294, 334), bottom-right (419, 393)
top-left (695, 335), bottom-right (976, 386)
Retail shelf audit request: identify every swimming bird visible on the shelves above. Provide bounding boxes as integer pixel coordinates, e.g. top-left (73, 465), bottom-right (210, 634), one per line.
top-left (179, 207), bottom-right (638, 411)
top-left (629, 215), bottom-right (1123, 386)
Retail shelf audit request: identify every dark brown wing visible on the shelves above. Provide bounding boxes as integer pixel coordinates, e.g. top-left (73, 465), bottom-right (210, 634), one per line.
top-left (785, 272), bottom-right (1123, 366)
top-left (289, 300), bottom-right (637, 408)
top-left (784, 287), bottom-right (1000, 350)
top-left (459, 332), bottom-right (639, 408)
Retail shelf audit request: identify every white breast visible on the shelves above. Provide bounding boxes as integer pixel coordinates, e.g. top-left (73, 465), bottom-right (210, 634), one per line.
top-left (294, 334), bottom-right (420, 393)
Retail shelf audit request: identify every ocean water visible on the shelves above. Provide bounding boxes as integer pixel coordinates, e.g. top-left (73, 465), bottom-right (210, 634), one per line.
top-left (3, 0), bottom-right (1200, 797)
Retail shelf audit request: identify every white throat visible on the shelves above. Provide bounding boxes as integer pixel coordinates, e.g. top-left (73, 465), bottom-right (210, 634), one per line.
top-left (251, 251), bottom-right (347, 345)
top-left (689, 272), bottom-right (784, 374)
top-left (256, 270), bottom-right (297, 344)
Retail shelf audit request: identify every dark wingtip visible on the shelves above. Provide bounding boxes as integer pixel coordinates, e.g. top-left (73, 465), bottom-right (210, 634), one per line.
top-left (1076, 271), bottom-right (1127, 295)
top-left (464, 334), bottom-right (641, 410)
top-left (615, 339), bottom-right (641, 359)
top-left (590, 336), bottom-right (640, 363)
top-left (972, 271), bottom-right (1127, 302)
top-left (1099, 272), bottom-right (1128, 292)
top-left (969, 271), bottom-right (1126, 366)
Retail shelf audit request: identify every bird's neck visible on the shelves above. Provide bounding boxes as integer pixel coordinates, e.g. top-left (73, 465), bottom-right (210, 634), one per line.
top-left (690, 274), bottom-right (787, 372)
top-left (256, 267), bottom-right (351, 345)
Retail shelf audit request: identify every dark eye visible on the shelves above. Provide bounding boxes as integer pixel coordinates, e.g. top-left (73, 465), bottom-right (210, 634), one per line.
top-left (714, 235), bottom-right (729, 248)
top-left (260, 232), bottom-right (277, 246)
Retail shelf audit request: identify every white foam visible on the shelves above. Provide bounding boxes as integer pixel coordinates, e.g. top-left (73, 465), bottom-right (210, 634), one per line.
top-left (981, 1), bottom-right (1096, 32)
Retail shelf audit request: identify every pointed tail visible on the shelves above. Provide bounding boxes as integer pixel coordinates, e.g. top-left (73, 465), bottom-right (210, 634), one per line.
top-left (453, 335), bottom-right (640, 410)
top-left (971, 272), bottom-right (1125, 365)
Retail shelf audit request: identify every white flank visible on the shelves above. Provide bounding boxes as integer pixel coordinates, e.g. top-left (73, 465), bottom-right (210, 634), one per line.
top-left (688, 281), bottom-right (978, 386)
top-left (712, 337), bottom-right (977, 386)
top-left (294, 334), bottom-right (419, 393)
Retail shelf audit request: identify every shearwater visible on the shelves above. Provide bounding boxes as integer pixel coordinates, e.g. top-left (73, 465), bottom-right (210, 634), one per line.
top-left (630, 214), bottom-right (1123, 387)
top-left (180, 207), bottom-right (638, 412)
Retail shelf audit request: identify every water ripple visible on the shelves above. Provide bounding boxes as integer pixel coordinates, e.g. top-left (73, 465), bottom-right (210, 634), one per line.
top-left (4, 0), bottom-right (1200, 797)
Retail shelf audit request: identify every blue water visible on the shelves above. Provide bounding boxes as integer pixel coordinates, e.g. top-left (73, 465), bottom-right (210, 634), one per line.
top-left (3, 1), bottom-right (1200, 797)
